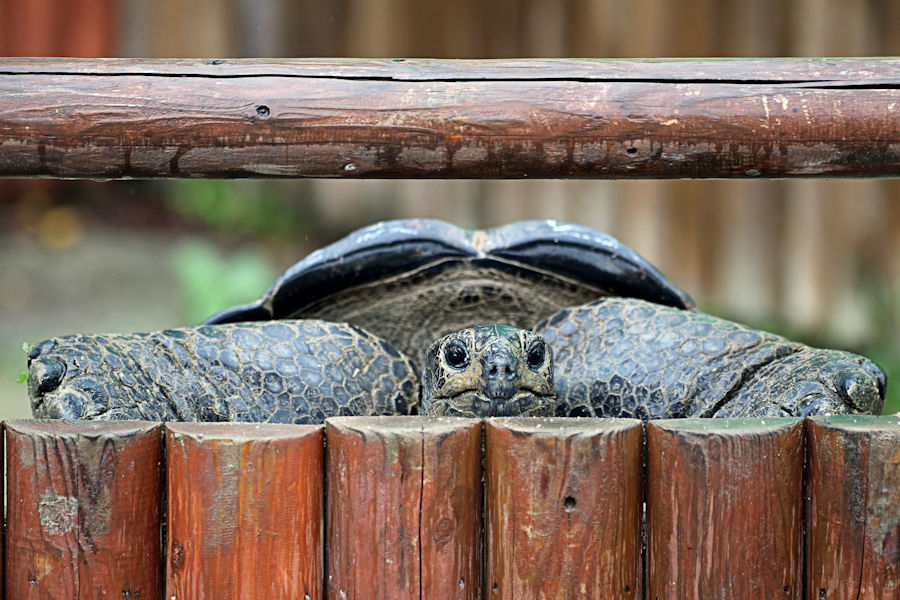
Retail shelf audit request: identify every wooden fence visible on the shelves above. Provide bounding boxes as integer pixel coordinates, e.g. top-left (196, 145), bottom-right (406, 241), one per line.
top-left (1, 57), bottom-right (897, 180)
top-left (4, 416), bottom-right (899, 599)
top-left (3, 3), bottom-right (900, 349)
top-left (1, 57), bottom-right (898, 599)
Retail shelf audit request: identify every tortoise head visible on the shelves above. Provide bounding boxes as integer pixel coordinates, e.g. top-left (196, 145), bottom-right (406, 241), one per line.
top-left (27, 339), bottom-right (96, 419)
top-left (421, 325), bottom-right (556, 417)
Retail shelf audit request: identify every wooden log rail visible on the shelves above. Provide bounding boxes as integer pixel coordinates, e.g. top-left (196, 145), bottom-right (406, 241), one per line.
top-left (1, 57), bottom-right (898, 179)
top-left (4, 415), bottom-right (899, 599)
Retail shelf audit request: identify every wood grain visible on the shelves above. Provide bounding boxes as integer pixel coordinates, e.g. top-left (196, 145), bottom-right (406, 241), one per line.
top-left (484, 417), bottom-right (643, 599)
top-left (325, 416), bottom-right (482, 600)
top-left (165, 422), bottom-right (324, 600)
top-left (0, 57), bottom-right (897, 179)
top-left (646, 418), bottom-right (804, 600)
top-left (807, 415), bottom-right (900, 599)
top-left (5, 420), bottom-right (163, 599)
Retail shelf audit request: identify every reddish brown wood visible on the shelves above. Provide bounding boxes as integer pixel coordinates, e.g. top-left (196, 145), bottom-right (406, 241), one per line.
top-left (646, 418), bottom-right (804, 599)
top-left (1, 56), bottom-right (897, 81)
top-left (0, 1), bottom-right (115, 57)
top-left (807, 415), bottom-right (900, 599)
top-left (5, 420), bottom-right (163, 599)
top-left (165, 422), bottom-right (323, 599)
top-left (484, 417), bottom-right (643, 599)
top-left (0, 424), bottom-right (3, 600)
top-left (326, 416), bottom-right (482, 600)
top-left (0, 58), bottom-right (897, 179)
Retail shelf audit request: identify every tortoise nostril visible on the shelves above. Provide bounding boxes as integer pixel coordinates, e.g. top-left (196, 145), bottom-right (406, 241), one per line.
top-left (27, 339), bottom-right (57, 364)
top-left (31, 358), bottom-right (67, 395)
top-left (484, 356), bottom-right (517, 381)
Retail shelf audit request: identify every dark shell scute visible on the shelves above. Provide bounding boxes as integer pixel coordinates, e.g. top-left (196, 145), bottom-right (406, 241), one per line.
top-left (204, 219), bottom-right (693, 327)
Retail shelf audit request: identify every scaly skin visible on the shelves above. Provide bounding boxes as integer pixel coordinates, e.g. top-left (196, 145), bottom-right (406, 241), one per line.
top-left (27, 299), bottom-right (886, 422)
top-left (28, 320), bottom-right (419, 423)
top-left (537, 298), bottom-right (886, 419)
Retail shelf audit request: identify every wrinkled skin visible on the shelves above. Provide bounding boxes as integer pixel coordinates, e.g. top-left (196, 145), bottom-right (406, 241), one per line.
top-left (28, 320), bottom-right (419, 423)
top-left (421, 325), bottom-right (556, 417)
top-left (537, 298), bottom-right (886, 419)
top-left (28, 299), bottom-right (886, 423)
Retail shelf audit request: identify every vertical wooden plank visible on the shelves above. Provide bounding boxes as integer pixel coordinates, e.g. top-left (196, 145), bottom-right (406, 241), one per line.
top-left (710, 181), bottom-right (783, 324)
top-left (522, 0), bottom-right (568, 57)
top-left (165, 422), bottom-right (323, 599)
top-left (326, 416), bottom-right (482, 600)
top-left (281, 0), bottom-right (348, 57)
top-left (1, 422), bottom-right (4, 600)
top-left (152, 0), bottom-right (233, 57)
top-left (485, 417), bottom-right (643, 599)
top-left (60, 0), bottom-right (116, 57)
top-left (646, 418), bottom-right (804, 599)
top-left (1, 422), bottom-right (3, 600)
top-left (420, 418), bottom-right (483, 598)
top-left (482, 0), bottom-right (523, 57)
top-left (0, 0), bottom-right (55, 56)
top-left (807, 415), bottom-right (900, 599)
top-left (616, 181), bottom-right (668, 278)
top-left (343, 0), bottom-right (403, 57)
top-left (5, 420), bottom-right (162, 599)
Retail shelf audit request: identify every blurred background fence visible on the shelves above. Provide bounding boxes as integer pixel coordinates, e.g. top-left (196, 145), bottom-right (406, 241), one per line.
top-left (1, 0), bottom-right (899, 416)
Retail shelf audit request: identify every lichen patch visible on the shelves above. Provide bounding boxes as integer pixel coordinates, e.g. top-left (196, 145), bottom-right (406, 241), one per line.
top-left (38, 490), bottom-right (79, 536)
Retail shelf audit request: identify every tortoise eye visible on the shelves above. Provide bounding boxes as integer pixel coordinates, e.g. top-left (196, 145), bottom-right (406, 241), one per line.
top-left (444, 340), bottom-right (470, 369)
top-left (526, 341), bottom-right (545, 370)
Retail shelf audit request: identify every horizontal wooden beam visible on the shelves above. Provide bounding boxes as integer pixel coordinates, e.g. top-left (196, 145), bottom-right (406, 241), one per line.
top-left (0, 57), bottom-right (897, 179)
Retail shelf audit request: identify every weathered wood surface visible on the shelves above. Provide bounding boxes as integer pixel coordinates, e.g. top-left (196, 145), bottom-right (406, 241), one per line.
top-left (484, 417), bottom-right (643, 599)
top-left (807, 415), bottom-right (900, 599)
top-left (0, 57), bottom-right (897, 179)
top-left (5, 420), bottom-right (163, 599)
top-left (646, 418), bottom-right (804, 600)
top-left (5, 415), bottom-right (900, 598)
top-left (165, 422), bottom-right (324, 600)
top-left (326, 416), bottom-right (482, 600)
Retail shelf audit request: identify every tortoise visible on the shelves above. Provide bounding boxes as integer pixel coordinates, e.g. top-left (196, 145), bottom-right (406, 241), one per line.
top-left (26, 219), bottom-right (886, 422)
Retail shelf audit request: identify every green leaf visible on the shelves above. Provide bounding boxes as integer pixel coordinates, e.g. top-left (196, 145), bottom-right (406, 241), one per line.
top-left (170, 239), bottom-right (276, 323)
top-left (22, 342), bottom-right (34, 353)
top-left (16, 372), bottom-right (28, 384)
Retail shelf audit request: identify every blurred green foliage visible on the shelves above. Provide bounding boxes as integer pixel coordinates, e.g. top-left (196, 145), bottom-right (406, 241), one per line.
top-left (171, 240), bottom-right (276, 324)
top-left (16, 343), bottom-right (33, 384)
top-left (168, 180), bottom-right (316, 242)
top-left (167, 180), bottom-right (309, 323)
top-left (862, 279), bottom-right (900, 414)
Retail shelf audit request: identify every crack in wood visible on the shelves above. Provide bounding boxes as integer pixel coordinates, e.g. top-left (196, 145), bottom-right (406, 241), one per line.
top-left (1, 70), bottom-right (898, 89)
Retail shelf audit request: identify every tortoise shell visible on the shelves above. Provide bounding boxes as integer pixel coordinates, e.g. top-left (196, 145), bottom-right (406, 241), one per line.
top-left (26, 219), bottom-right (885, 423)
top-left (206, 219), bottom-right (693, 365)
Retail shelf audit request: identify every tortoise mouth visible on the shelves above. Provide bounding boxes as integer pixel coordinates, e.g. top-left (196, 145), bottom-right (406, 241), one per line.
top-left (31, 389), bottom-right (92, 420)
top-left (430, 390), bottom-right (557, 418)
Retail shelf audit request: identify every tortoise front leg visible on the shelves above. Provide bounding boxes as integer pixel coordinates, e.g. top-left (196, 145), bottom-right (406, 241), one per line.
top-left (27, 320), bottom-right (420, 424)
top-left (537, 298), bottom-right (886, 419)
